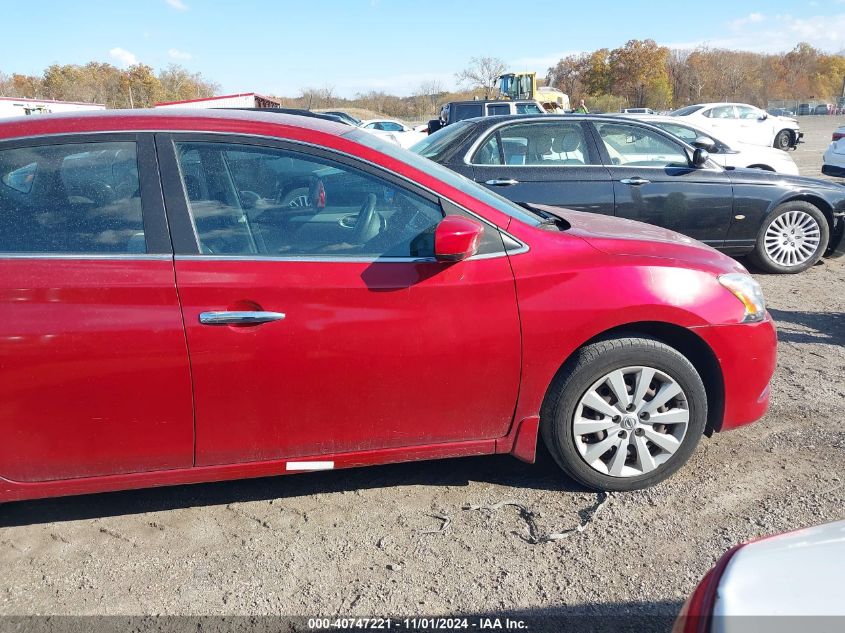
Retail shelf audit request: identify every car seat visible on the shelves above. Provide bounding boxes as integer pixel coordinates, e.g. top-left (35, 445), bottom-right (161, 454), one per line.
top-left (552, 132), bottom-right (586, 165)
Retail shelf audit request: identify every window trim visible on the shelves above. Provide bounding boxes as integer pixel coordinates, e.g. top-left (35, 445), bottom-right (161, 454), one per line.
top-left (155, 132), bottom-right (523, 261)
top-left (0, 132), bottom-right (172, 257)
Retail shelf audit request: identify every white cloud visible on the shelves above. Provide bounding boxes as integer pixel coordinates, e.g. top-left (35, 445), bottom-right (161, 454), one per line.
top-left (165, 0), bottom-right (188, 10)
top-left (667, 12), bottom-right (845, 53)
top-left (168, 48), bottom-right (193, 60)
top-left (109, 47), bottom-right (137, 67)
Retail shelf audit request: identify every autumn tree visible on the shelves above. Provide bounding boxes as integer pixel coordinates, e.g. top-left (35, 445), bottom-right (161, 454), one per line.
top-left (158, 64), bottom-right (218, 103)
top-left (547, 54), bottom-right (587, 98)
top-left (608, 39), bottom-right (672, 109)
top-left (455, 56), bottom-right (507, 97)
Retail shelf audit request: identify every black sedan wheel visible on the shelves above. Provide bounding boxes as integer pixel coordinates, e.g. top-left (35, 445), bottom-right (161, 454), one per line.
top-left (750, 202), bottom-right (828, 273)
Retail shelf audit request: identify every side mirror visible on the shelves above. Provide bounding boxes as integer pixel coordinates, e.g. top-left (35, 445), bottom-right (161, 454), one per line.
top-left (692, 147), bottom-right (710, 167)
top-left (759, 112), bottom-right (768, 120)
top-left (427, 119), bottom-right (442, 134)
top-left (692, 136), bottom-right (716, 152)
top-left (434, 216), bottom-right (484, 262)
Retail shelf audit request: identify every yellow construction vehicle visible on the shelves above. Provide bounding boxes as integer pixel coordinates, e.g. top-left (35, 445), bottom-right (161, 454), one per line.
top-left (498, 72), bottom-right (571, 113)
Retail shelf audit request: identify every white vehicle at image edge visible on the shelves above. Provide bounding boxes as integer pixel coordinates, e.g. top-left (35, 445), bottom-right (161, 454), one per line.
top-left (627, 114), bottom-right (800, 175)
top-left (671, 102), bottom-right (802, 150)
top-left (673, 519), bottom-right (845, 633)
top-left (359, 119), bottom-right (427, 149)
top-left (822, 125), bottom-right (845, 178)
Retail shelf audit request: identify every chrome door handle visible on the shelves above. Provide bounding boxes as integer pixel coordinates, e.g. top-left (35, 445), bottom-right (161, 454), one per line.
top-left (199, 311), bottom-right (286, 325)
top-left (620, 177), bottom-right (651, 186)
top-left (484, 178), bottom-right (520, 186)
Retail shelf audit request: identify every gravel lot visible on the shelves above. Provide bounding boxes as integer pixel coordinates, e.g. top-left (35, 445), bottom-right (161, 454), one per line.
top-left (1, 116), bottom-right (844, 628)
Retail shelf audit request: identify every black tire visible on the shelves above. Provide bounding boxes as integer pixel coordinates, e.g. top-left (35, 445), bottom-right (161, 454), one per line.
top-left (540, 336), bottom-right (707, 492)
top-left (749, 201), bottom-right (829, 274)
top-left (773, 129), bottom-right (793, 150)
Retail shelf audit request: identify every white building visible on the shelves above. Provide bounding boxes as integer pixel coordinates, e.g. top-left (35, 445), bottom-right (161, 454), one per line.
top-left (0, 97), bottom-right (106, 118)
top-left (154, 92), bottom-right (282, 110)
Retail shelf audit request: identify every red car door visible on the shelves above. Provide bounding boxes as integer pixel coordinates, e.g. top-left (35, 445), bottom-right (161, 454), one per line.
top-left (157, 135), bottom-right (522, 466)
top-left (0, 135), bottom-right (194, 482)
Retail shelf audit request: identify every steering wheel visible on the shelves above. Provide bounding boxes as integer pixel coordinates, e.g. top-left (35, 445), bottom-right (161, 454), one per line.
top-left (351, 193), bottom-right (380, 244)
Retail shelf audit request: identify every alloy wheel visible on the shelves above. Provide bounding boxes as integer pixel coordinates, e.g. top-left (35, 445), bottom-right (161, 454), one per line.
top-left (763, 210), bottom-right (821, 268)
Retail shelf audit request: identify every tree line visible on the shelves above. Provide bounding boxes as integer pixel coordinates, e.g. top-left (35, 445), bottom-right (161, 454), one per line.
top-left (547, 41), bottom-right (845, 112)
top-left (4, 42), bottom-right (844, 119)
top-left (0, 63), bottom-right (219, 108)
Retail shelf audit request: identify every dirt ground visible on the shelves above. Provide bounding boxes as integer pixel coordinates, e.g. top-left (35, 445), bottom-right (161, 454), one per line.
top-left (1, 116), bottom-right (844, 628)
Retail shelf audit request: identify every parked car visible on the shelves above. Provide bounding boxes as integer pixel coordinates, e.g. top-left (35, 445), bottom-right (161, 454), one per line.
top-left (411, 114), bottom-right (845, 273)
top-left (0, 109), bottom-right (777, 500)
top-left (674, 520), bottom-right (845, 632)
top-left (813, 104), bottom-right (832, 115)
top-left (428, 99), bottom-right (544, 133)
top-left (822, 125), bottom-right (845, 178)
top-left (320, 110), bottom-right (362, 127)
top-left (359, 118), bottom-right (427, 148)
top-left (766, 107), bottom-right (794, 117)
top-left (627, 114), bottom-right (800, 175)
top-left (797, 103), bottom-right (811, 116)
top-left (671, 103), bottom-right (802, 150)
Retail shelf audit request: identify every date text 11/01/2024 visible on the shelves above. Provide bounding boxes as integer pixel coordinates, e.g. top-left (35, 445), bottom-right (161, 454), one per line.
top-left (307, 618), bottom-right (528, 630)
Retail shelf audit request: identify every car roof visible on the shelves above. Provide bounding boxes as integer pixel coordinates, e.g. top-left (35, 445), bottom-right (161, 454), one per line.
top-left (0, 107), bottom-right (350, 140)
top-left (459, 113), bottom-right (663, 126)
top-left (446, 99), bottom-right (538, 106)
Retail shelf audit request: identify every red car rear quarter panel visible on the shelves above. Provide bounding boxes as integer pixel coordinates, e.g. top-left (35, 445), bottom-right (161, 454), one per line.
top-left (504, 228), bottom-right (756, 425)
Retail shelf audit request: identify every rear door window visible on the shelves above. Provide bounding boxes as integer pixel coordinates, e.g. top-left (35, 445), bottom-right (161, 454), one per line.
top-left (0, 141), bottom-right (145, 253)
top-left (453, 104), bottom-right (484, 121)
top-left (486, 104), bottom-right (510, 116)
top-left (474, 122), bottom-right (596, 166)
top-left (704, 106), bottom-right (737, 119)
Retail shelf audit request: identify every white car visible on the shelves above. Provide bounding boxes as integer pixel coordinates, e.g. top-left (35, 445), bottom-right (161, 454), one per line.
top-left (822, 125), bottom-right (845, 178)
top-left (674, 520), bottom-right (845, 632)
top-left (630, 114), bottom-right (800, 175)
top-left (671, 102), bottom-right (802, 150)
top-left (359, 119), bottom-right (427, 149)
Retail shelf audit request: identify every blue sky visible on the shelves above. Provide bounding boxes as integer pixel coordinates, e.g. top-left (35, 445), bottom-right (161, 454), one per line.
top-left (2, 0), bottom-right (845, 97)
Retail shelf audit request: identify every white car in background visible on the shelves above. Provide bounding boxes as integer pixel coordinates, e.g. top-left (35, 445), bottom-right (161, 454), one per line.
top-left (671, 102), bottom-right (802, 150)
top-left (629, 114), bottom-right (800, 175)
top-left (359, 119), bottom-right (427, 149)
top-left (822, 125), bottom-right (845, 178)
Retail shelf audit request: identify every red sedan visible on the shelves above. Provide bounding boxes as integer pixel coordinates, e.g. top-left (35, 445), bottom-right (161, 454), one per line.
top-left (0, 109), bottom-right (776, 501)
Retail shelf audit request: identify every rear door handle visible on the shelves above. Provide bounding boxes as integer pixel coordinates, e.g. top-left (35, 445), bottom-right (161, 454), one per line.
top-left (620, 177), bottom-right (651, 186)
top-left (199, 311), bottom-right (286, 325)
top-left (484, 178), bottom-right (520, 186)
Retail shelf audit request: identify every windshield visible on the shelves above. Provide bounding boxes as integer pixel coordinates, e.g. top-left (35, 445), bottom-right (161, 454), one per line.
top-left (670, 105), bottom-right (705, 116)
top-left (347, 128), bottom-right (541, 226)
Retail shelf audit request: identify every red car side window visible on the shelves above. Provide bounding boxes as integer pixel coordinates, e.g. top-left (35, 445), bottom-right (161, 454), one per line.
top-left (174, 142), bottom-right (444, 258)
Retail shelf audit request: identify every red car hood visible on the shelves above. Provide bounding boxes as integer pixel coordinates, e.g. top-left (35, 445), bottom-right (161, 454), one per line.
top-left (536, 206), bottom-right (746, 274)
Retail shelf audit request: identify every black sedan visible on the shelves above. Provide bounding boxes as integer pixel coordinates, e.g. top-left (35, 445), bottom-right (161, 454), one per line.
top-left (411, 115), bottom-right (845, 273)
